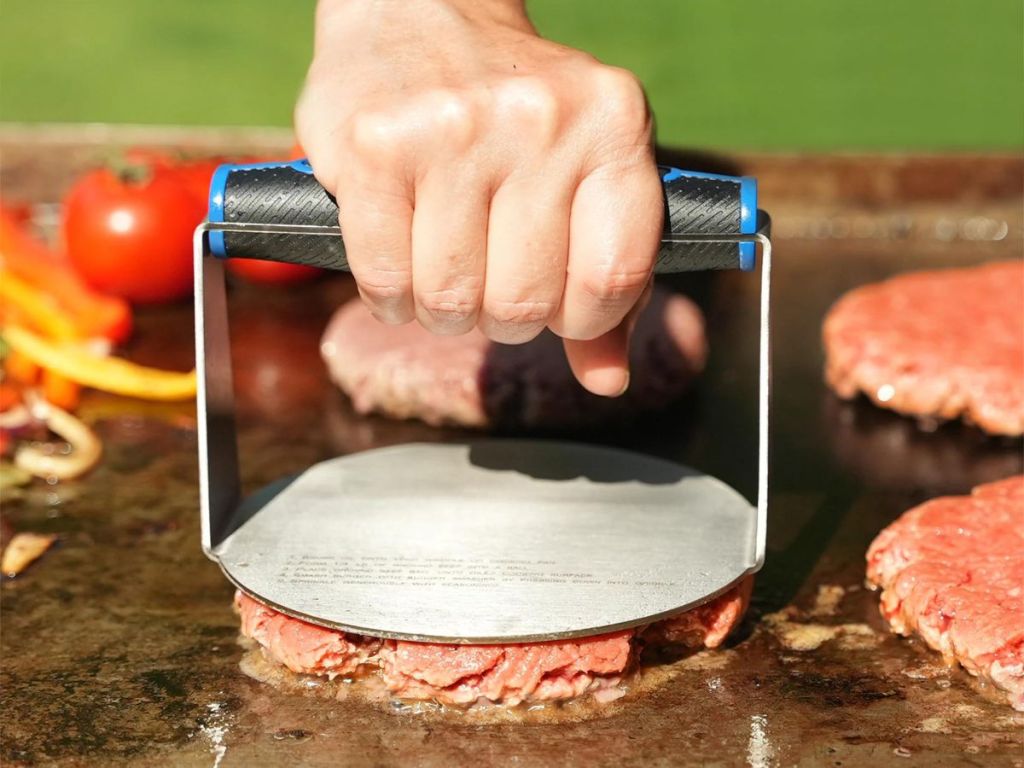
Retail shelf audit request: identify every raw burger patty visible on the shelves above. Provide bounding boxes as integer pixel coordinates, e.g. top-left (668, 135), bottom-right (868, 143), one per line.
top-left (320, 287), bottom-right (707, 429)
top-left (866, 476), bottom-right (1024, 710)
top-left (236, 579), bottom-right (751, 707)
top-left (823, 261), bottom-right (1024, 436)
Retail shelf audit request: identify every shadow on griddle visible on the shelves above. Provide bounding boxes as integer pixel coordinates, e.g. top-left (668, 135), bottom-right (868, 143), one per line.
top-left (753, 482), bottom-right (861, 615)
top-left (479, 288), bottom-right (707, 435)
top-left (825, 395), bottom-right (1023, 494)
top-left (466, 440), bottom-right (697, 484)
top-left (752, 396), bottom-right (1024, 615)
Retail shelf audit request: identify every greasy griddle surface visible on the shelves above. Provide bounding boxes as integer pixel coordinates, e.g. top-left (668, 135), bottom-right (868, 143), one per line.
top-left (2, 146), bottom-right (1023, 765)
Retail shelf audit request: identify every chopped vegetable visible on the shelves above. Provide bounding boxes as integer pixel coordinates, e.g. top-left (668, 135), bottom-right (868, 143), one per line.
top-left (42, 370), bottom-right (81, 411)
top-left (2, 532), bottom-right (57, 577)
top-left (0, 404), bottom-right (29, 429)
top-left (0, 461), bottom-right (32, 489)
top-left (0, 382), bottom-right (20, 412)
top-left (0, 300), bottom-right (29, 328)
top-left (0, 270), bottom-right (80, 340)
top-left (2, 325), bottom-right (196, 401)
top-left (4, 351), bottom-right (39, 385)
top-left (62, 164), bottom-right (205, 303)
top-left (0, 207), bottom-right (133, 342)
top-left (14, 392), bottom-right (101, 480)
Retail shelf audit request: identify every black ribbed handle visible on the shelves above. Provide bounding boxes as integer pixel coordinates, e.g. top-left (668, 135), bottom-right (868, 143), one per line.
top-left (208, 161), bottom-right (758, 272)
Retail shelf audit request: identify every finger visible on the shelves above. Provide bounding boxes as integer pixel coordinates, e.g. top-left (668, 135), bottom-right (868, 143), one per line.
top-left (334, 174), bottom-right (415, 325)
top-left (479, 174), bottom-right (573, 344)
top-left (563, 278), bottom-right (652, 396)
top-left (549, 160), bottom-right (662, 342)
top-left (410, 170), bottom-right (489, 334)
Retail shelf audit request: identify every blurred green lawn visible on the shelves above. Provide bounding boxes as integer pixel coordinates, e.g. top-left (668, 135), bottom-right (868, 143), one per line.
top-left (1, 0), bottom-right (1021, 150)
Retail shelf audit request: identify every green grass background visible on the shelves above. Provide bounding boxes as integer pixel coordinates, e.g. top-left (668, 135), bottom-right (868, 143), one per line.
top-left (1, 0), bottom-right (1021, 150)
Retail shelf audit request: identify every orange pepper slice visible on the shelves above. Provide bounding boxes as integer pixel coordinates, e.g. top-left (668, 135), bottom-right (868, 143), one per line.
top-left (42, 370), bottom-right (82, 411)
top-left (3, 325), bottom-right (196, 401)
top-left (0, 270), bottom-right (80, 341)
top-left (4, 351), bottom-right (40, 385)
top-left (0, 208), bottom-right (132, 343)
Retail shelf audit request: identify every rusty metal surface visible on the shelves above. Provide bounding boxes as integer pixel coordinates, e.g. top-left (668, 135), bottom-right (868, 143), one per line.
top-left (1, 133), bottom-right (1023, 767)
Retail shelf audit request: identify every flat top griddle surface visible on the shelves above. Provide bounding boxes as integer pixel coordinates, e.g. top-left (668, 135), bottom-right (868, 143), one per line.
top-left (1, 138), bottom-right (1022, 767)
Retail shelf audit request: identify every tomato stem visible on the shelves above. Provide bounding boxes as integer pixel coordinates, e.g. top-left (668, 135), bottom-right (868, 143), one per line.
top-left (106, 153), bottom-right (153, 186)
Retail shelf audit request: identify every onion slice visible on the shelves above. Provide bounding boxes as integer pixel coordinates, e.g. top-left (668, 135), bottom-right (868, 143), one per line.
top-left (2, 532), bottom-right (57, 577)
top-left (0, 405), bottom-right (30, 430)
top-left (14, 391), bottom-right (101, 480)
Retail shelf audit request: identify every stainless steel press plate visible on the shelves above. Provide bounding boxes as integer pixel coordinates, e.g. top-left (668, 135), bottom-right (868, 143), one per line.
top-left (211, 439), bottom-right (759, 643)
top-left (195, 220), bottom-right (772, 644)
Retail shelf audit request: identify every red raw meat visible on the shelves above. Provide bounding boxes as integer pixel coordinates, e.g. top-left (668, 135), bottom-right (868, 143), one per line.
top-left (867, 476), bottom-right (1024, 710)
top-left (320, 286), bottom-right (707, 429)
top-left (235, 578), bottom-right (751, 707)
top-left (824, 261), bottom-right (1024, 436)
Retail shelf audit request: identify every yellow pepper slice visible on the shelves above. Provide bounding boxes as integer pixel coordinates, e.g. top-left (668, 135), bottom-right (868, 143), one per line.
top-left (2, 325), bottom-right (196, 401)
top-left (0, 270), bottom-right (80, 341)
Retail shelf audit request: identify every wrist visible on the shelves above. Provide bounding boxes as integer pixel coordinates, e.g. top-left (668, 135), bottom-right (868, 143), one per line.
top-left (316, 0), bottom-right (532, 33)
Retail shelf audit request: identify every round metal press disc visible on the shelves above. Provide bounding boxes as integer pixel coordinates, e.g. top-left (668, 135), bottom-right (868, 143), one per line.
top-left (214, 440), bottom-right (758, 643)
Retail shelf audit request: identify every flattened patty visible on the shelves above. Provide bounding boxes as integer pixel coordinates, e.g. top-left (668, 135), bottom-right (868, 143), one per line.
top-left (866, 476), bottom-right (1024, 710)
top-left (235, 578), bottom-right (752, 708)
top-left (823, 261), bottom-right (1024, 436)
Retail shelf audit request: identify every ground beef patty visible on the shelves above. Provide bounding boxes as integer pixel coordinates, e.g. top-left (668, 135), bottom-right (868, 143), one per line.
top-left (236, 578), bottom-right (751, 707)
top-left (823, 261), bottom-right (1024, 436)
top-left (320, 287), bottom-right (707, 430)
top-left (867, 476), bottom-right (1024, 710)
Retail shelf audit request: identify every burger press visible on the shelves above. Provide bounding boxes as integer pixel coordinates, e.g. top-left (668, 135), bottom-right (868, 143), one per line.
top-left (194, 160), bottom-right (772, 643)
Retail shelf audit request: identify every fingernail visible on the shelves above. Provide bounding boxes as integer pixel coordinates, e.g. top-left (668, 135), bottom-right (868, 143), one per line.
top-left (614, 370), bottom-right (630, 397)
top-left (582, 367), bottom-right (630, 398)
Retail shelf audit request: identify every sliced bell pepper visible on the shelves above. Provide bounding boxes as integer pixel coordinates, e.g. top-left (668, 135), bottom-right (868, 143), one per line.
top-left (0, 382), bottom-right (21, 412)
top-left (42, 370), bottom-right (82, 411)
top-left (0, 270), bottom-right (80, 341)
top-left (4, 351), bottom-right (39, 385)
top-left (2, 325), bottom-right (196, 401)
top-left (0, 207), bottom-right (133, 343)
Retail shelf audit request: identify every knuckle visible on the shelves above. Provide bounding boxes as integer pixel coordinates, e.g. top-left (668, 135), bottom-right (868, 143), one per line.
top-left (485, 298), bottom-right (558, 328)
top-left (417, 285), bottom-right (481, 320)
top-left (359, 283), bottom-right (407, 305)
top-left (521, 79), bottom-right (561, 119)
top-left (346, 110), bottom-right (405, 158)
top-left (307, 158), bottom-right (337, 194)
top-left (580, 264), bottom-right (650, 303)
top-left (429, 91), bottom-right (477, 140)
top-left (497, 77), bottom-right (562, 139)
top-left (595, 67), bottom-right (650, 135)
top-left (354, 267), bottom-right (412, 304)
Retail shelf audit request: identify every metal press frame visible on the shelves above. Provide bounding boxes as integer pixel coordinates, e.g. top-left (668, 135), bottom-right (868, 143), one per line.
top-left (193, 219), bottom-right (772, 583)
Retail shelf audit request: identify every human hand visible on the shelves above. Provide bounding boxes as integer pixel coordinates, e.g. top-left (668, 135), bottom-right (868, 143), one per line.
top-left (296, 0), bottom-right (662, 396)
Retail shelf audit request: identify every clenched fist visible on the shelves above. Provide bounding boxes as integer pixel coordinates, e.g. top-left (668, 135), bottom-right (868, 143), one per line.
top-left (296, 0), bottom-right (662, 396)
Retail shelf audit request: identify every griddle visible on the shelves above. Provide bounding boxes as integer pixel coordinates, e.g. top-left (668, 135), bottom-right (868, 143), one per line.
top-left (1, 130), bottom-right (1021, 767)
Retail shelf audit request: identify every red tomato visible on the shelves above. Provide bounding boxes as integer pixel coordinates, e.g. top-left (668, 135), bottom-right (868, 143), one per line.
top-left (120, 148), bottom-right (213, 203)
top-left (62, 165), bottom-right (206, 304)
top-left (226, 258), bottom-right (324, 286)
